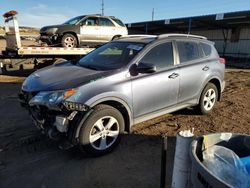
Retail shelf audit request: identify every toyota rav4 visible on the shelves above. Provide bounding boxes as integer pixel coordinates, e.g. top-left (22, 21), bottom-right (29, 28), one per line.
top-left (19, 34), bottom-right (226, 156)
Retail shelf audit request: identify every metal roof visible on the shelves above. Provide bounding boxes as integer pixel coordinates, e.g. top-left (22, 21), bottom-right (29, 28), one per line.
top-left (126, 10), bottom-right (250, 34)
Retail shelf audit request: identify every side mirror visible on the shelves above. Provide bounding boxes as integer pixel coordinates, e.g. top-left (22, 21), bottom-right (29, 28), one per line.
top-left (129, 63), bottom-right (156, 76)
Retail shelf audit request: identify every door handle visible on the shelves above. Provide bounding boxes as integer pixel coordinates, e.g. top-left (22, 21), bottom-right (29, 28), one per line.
top-left (168, 73), bottom-right (179, 79)
top-left (202, 66), bottom-right (209, 71)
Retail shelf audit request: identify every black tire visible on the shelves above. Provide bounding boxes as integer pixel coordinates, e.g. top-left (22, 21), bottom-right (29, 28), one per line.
top-left (198, 83), bottom-right (218, 115)
top-left (79, 104), bottom-right (124, 156)
top-left (112, 35), bottom-right (121, 41)
top-left (61, 33), bottom-right (77, 48)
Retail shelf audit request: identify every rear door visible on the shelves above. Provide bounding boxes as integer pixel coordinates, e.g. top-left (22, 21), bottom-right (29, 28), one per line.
top-left (99, 18), bottom-right (117, 42)
top-left (176, 40), bottom-right (209, 104)
top-left (131, 41), bottom-right (180, 118)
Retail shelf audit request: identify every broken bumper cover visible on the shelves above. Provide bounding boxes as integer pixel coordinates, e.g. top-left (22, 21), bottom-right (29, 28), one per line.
top-left (40, 33), bottom-right (59, 44)
top-left (18, 90), bottom-right (88, 143)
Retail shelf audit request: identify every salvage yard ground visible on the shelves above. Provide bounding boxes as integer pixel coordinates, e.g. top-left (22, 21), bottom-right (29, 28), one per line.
top-left (0, 69), bottom-right (249, 188)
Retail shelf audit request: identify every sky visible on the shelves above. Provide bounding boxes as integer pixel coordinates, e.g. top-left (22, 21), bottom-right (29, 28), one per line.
top-left (0, 0), bottom-right (250, 28)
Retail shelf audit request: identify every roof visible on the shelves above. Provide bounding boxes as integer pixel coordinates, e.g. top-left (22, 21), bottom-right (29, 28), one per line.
top-left (126, 10), bottom-right (250, 34)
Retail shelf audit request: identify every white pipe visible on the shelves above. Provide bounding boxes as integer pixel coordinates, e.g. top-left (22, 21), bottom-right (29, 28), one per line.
top-left (171, 130), bottom-right (194, 188)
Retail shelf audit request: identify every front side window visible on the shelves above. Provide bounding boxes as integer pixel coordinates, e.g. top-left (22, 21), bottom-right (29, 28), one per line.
top-left (177, 41), bottom-right (200, 63)
top-left (79, 42), bottom-right (145, 71)
top-left (84, 17), bottom-right (98, 26)
top-left (140, 42), bottom-right (174, 71)
top-left (100, 18), bottom-right (115, 27)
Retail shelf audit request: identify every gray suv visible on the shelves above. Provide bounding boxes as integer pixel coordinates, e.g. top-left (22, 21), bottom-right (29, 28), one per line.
top-left (19, 34), bottom-right (225, 156)
top-left (40, 15), bottom-right (128, 48)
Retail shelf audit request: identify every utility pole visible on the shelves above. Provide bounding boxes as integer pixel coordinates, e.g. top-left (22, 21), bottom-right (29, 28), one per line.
top-left (152, 8), bottom-right (154, 21)
top-left (101, 0), bottom-right (104, 16)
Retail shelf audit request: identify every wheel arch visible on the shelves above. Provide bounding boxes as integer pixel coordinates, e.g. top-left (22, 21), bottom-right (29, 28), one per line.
top-left (199, 77), bottom-right (222, 102)
top-left (74, 97), bottom-right (133, 141)
top-left (90, 98), bottom-right (132, 133)
top-left (207, 78), bottom-right (222, 101)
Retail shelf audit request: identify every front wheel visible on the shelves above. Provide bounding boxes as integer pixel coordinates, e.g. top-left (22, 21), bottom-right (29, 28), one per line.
top-left (198, 83), bottom-right (218, 115)
top-left (79, 105), bottom-right (124, 156)
top-left (61, 34), bottom-right (77, 48)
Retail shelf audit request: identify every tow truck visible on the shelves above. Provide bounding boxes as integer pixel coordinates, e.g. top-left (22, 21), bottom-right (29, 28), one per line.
top-left (0, 11), bottom-right (95, 71)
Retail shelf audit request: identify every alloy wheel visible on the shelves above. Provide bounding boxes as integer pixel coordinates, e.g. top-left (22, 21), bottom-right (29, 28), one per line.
top-left (89, 116), bottom-right (119, 151)
top-left (203, 88), bottom-right (216, 111)
top-left (64, 36), bottom-right (75, 48)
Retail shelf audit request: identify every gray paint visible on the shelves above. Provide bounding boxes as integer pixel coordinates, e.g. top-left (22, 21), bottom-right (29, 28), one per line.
top-left (22, 35), bottom-right (225, 130)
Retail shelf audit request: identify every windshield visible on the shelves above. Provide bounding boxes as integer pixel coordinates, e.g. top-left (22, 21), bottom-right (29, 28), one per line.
top-left (78, 42), bottom-right (145, 71)
top-left (64, 16), bottom-right (84, 25)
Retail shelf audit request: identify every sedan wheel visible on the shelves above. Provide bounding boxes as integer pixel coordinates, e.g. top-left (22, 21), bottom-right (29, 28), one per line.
top-left (61, 34), bottom-right (77, 48)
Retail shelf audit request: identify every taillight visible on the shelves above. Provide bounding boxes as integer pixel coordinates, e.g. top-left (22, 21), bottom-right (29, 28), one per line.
top-left (219, 58), bottom-right (226, 64)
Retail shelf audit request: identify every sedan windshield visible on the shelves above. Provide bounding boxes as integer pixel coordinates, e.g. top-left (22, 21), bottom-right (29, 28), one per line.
top-left (78, 42), bottom-right (145, 71)
top-left (64, 16), bottom-right (85, 25)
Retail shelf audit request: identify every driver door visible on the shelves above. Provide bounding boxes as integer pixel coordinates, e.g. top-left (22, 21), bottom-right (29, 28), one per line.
top-left (131, 41), bottom-right (179, 120)
top-left (80, 17), bottom-right (101, 42)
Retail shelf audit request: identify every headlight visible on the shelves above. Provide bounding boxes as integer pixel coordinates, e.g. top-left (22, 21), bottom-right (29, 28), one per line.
top-left (46, 28), bottom-right (58, 34)
top-left (48, 92), bottom-right (63, 104)
top-left (29, 89), bottom-right (77, 108)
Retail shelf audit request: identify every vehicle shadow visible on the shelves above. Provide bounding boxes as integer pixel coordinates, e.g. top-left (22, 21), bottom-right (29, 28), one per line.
top-left (171, 107), bottom-right (198, 116)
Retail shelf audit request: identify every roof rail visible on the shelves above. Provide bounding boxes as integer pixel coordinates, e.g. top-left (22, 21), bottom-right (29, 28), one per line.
top-left (158, 33), bottom-right (207, 40)
top-left (120, 35), bottom-right (157, 39)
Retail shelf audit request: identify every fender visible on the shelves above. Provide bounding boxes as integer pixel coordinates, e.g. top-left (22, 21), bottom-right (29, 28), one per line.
top-left (73, 96), bottom-right (133, 141)
top-left (198, 75), bottom-right (223, 102)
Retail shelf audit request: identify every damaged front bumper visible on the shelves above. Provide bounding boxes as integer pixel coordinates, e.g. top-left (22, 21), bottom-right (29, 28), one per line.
top-left (39, 33), bottom-right (60, 45)
top-left (19, 90), bottom-right (88, 145)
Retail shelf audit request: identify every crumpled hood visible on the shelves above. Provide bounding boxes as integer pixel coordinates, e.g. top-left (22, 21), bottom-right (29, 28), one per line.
top-left (22, 63), bottom-right (112, 92)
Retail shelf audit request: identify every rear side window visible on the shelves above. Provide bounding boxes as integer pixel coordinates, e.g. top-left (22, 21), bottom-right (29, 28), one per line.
top-left (201, 43), bottom-right (212, 56)
top-left (140, 42), bottom-right (174, 71)
top-left (177, 41), bottom-right (200, 63)
top-left (100, 18), bottom-right (115, 26)
top-left (112, 18), bottom-right (125, 27)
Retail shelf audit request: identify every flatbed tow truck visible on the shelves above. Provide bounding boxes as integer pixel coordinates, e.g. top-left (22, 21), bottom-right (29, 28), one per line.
top-left (0, 11), bottom-right (95, 71)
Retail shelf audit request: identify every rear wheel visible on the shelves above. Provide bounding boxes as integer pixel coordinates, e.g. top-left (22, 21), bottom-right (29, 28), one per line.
top-left (112, 35), bottom-right (121, 41)
top-left (79, 105), bottom-right (124, 156)
top-left (61, 33), bottom-right (77, 48)
top-left (198, 83), bottom-right (218, 115)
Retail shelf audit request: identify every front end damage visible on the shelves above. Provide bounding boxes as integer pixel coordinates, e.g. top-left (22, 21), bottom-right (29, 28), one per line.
top-left (19, 89), bottom-right (88, 148)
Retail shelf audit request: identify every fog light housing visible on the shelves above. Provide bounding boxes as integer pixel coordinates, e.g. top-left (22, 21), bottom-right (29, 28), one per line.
top-left (54, 116), bottom-right (68, 133)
